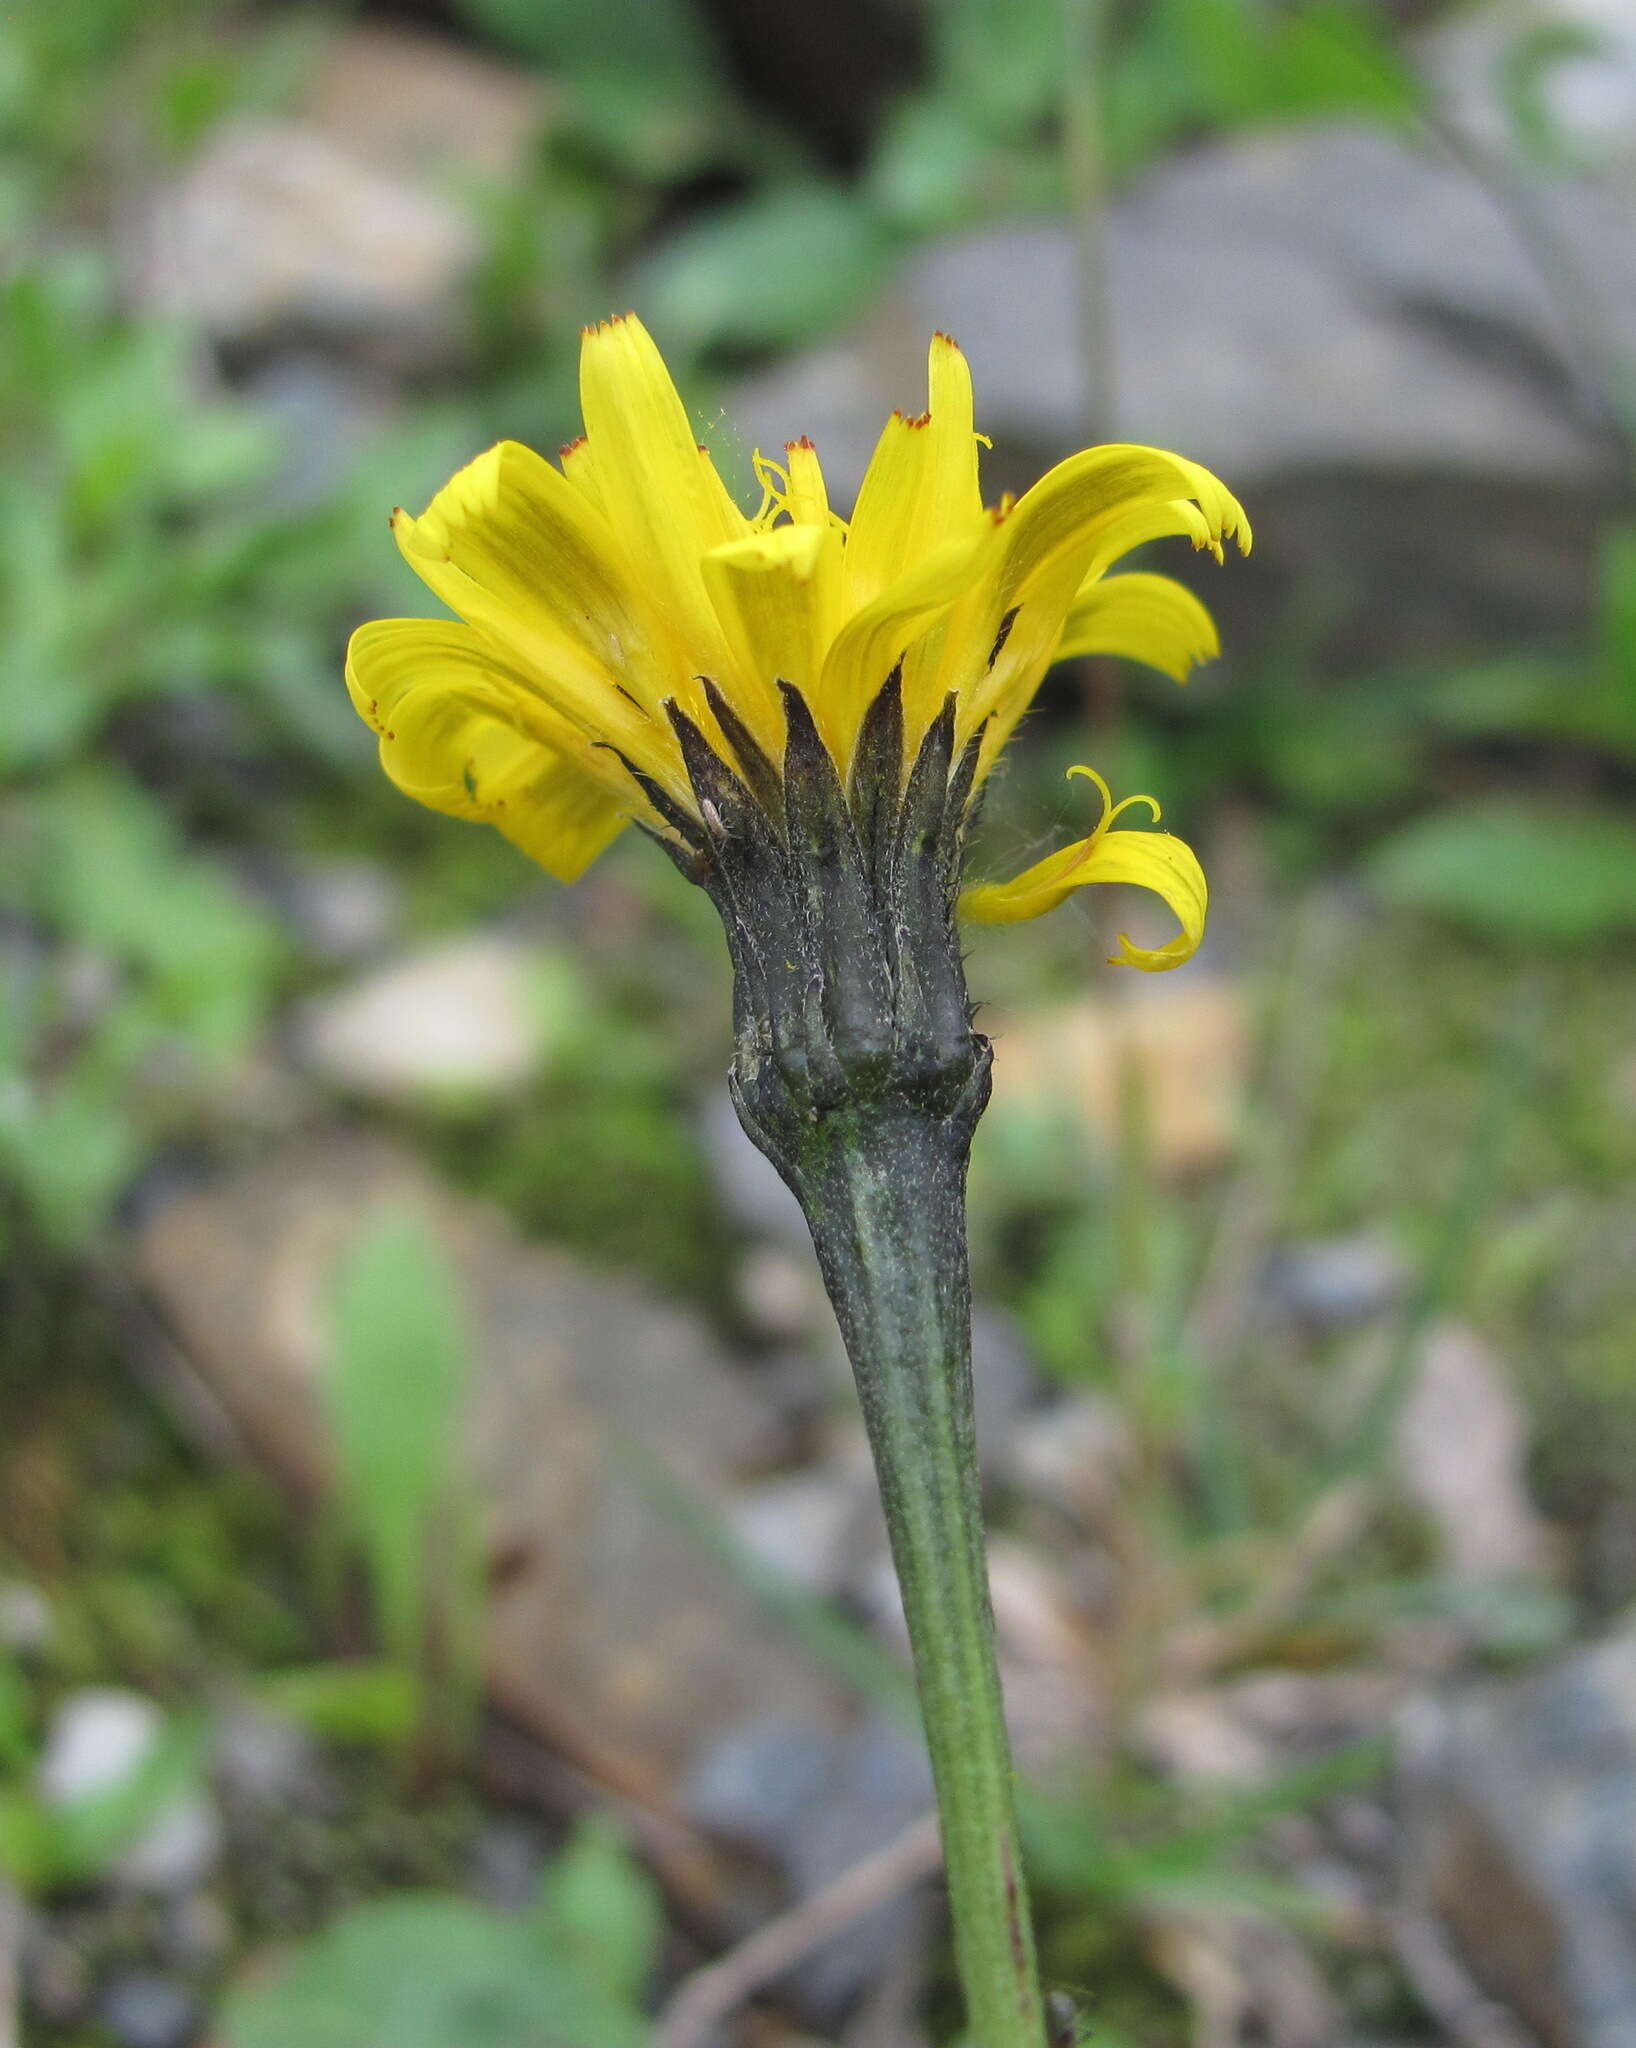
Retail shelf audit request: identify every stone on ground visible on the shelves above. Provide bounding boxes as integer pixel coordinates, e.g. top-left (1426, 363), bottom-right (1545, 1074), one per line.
top-left (135, 1133), bottom-right (840, 1788)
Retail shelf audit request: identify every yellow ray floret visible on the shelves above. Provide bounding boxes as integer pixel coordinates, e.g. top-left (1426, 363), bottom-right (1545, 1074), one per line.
top-left (347, 311), bottom-right (1247, 963)
top-left (959, 767), bottom-right (1208, 971)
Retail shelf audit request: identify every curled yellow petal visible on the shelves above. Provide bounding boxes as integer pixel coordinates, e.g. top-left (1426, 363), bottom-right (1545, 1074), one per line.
top-left (994, 445), bottom-right (1250, 614)
top-left (929, 446), bottom-right (1249, 776)
top-left (958, 765), bottom-right (1207, 970)
top-left (391, 442), bottom-right (670, 765)
top-left (345, 618), bottom-right (630, 881)
top-left (1054, 571), bottom-right (1221, 681)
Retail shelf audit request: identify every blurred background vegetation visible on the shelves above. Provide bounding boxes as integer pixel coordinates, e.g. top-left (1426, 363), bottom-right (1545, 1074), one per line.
top-left (2, 0), bottom-right (1634, 2043)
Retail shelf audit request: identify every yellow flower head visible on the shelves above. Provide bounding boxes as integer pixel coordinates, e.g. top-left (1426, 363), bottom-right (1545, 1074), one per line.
top-left (347, 313), bottom-right (1248, 969)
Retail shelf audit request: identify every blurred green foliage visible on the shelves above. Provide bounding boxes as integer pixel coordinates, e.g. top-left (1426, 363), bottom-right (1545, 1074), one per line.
top-left (0, 251), bottom-right (287, 1237)
top-left (219, 1816), bottom-right (661, 2048)
top-left (1370, 802), bottom-right (1636, 943)
top-left (462, 0), bottom-right (737, 179)
top-left (324, 1210), bottom-right (485, 1765)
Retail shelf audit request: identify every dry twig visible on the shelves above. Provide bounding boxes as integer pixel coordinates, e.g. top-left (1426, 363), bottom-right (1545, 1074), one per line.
top-left (1390, 1908), bottom-right (1540, 2048)
top-left (657, 1814), bottom-right (942, 2048)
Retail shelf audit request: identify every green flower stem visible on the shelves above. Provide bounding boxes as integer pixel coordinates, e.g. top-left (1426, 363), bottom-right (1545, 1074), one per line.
top-left (675, 681), bottom-right (1046, 2038)
top-left (797, 1103), bottom-right (1048, 2048)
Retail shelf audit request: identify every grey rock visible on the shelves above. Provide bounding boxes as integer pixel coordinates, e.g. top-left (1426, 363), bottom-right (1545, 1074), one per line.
top-left (134, 119), bottom-right (479, 372)
top-left (1395, 1322), bottom-right (1555, 1585)
top-left (99, 1972), bottom-right (202, 2048)
top-left (299, 22), bottom-right (550, 185)
top-left (737, 126), bottom-right (1627, 492)
top-left (239, 356), bottom-right (399, 511)
top-left (1263, 1233), bottom-right (1409, 1330)
top-left (699, 1085), bottom-right (812, 1252)
top-left (728, 124), bottom-right (1629, 657)
top-left (790, 1717), bottom-right (935, 2020)
top-left (214, 1706), bottom-right (326, 1815)
top-left (970, 1305), bottom-right (1043, 1467)
top-left (470, 1818), bottom-right (546, 1910)
top-left (114, 1798), bottom-right (222, 1897)
top-left (728, 1466), bottom-right (877, 1599)
top-left (37, 1691), bottom-right (221, 1895)
top-left (1399, 1624), bottom-right (1636, 2048)
top-left (157, 1891), bottom-right (232, 1974)
top-left (294, 936), bottom-right (550, 1101)
top-left (685, 1711), bottom-right (934, 2022)
top-left (1001, 1393), bottom-right (1133, 1519)
top-left (0, 1579), bottom-right (51, 1655)
top-left (130, 26), bottom-right (546, 372)
top-left (685, 1713), bottom-right (842, 1852)
top-left (38, 1690), bottom-right (163, 1810)
top-left (21, 1924), bottom-right (90, 2025)
top-left (0, 1885), bottom-right (19, 2043)
top-left (261, 854), bottom-right (402, 965)
top-left (136, 1133), bottom-right (840, 1787)
top-left (734, 1243), bottom-right (827, 1343)
top-left (1421, 0), bottom-right (1636, 166)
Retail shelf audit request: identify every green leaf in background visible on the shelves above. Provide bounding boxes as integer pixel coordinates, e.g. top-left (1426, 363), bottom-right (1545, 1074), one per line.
top-left (0, 1071), bottom-right (144, 1250)
top-left (324, 1209), bottom-right (479, 1689)
top-left (635, 184), bottom-right (895, 355)
top-left (1416, 530), bottom-right (1636, 761)
top-left (868, 94), bottom-right (999, 233)
top-left (1258, 688), bottom-right (1427, 814)
top-left (1105, 0), bottom-right (1419, 176)
top-left (1368, 802), bottom-right (1636, 943)
top-left (218, 1890), bottom-right (651, 2048)
top-left (37, 770), bottom-right (281, 1052)
top-left (0, 1659), bottom-right (31, 1773)
top-left (535, 1817), bottom-right (663, 2009)
top-left (1422, 655), bottom-right (1581, 742)
top-left (1598, 524), bottom-right (1636, 684)
top-left (456, 0), bottom-right (713, 89)
top-left (933, 0), bottom-right (1063, 141)
top-left (456, 0), bottom-right (730, 175)
top-left (1267, 1), bottom-right (1421, 123)
top-left (254, 1662), bottom-right (421, 1749)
